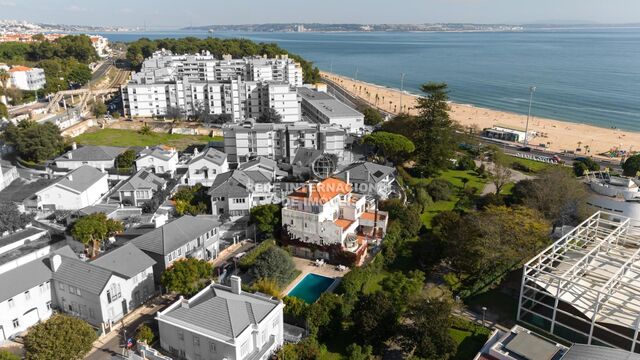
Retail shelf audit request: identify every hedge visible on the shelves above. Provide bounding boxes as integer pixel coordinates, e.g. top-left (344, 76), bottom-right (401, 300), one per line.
top-left (238, 239), bottom-right (276, 270)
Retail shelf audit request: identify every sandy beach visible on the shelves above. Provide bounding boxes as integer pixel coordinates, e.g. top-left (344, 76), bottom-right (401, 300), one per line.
top-left (322, 72), bottom-right (639, 158)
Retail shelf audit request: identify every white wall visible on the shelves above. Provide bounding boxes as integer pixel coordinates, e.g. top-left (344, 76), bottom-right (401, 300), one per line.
top-left (36, 175), bottom-right (108, 210)
top-left (0, 281), bottom-right (53, 341)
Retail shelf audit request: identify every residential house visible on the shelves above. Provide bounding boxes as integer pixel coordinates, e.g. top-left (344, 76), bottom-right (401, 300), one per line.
top-left (335, 162), bottom-right (397, 200)
top-left (51, 244), bottom-right (155, 330)
top-left (118, 170), bottom-right (167, 206)
top-left (0, 163), bottom-right (18, 191)
top-left (208, 170), bottom-right (274, 217)
top-left (186, 147), bottom-right (229, 186)
top-left (32, 165), bottom-right (109, 211)
top-left (54, 144), bottom-right (128, 170)
top-left (131, 216), bottom-right (221, 280)
top-left (281, 177), bottom-right (388, 264)
top-left (157, 276), bottom-right (284, 360)
top-left (238, 156), bottom-right (287, 181)
top-left (290, 148), bottom-right (337, 179)
top-left (8, 65), bottom-right (45, 91)
top-left (136, 146), bottom-right (179, 175)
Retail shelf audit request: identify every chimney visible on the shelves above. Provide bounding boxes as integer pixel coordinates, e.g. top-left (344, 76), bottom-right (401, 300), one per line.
top-left (67, 174), bottom-right (73, 182)
top-left (230, 275), bottom-right (241, 294)
top-left (67, 151), bottom-right (72, 160)
top-left (180, 296), bottom-right (190, 309)
top-left (346, 171), bottom-right (350, 185)
top-left (193, 147), bottom-right (199, 156)
top-left (71, 142), bottom-right (77, 150)
top-left (51, 254), bottom-right (62, 272)
top-left (307, 183), bottom-right (312, 198)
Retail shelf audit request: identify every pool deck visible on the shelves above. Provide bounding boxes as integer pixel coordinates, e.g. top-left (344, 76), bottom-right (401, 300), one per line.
top-left (281, 257), bottom-right (349, 296)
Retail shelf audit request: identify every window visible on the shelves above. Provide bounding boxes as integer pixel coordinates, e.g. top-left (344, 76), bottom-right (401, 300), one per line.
top-left (69, 285), bottom-right (76, 294)
top-left (76, 288), bottom-right (82, 297)
top-left (24, 291), bottom-right (30, 301)
top-left (209, 342), bottom-right (216, 353)
top-left (89, 308), bottom-right (95, 319)
top-left (12, 319), bottom-right (19, 328)
top-left (273, 318), bottom-right (279, 329)
top-left (193, 335), bottom-right (200, 346)
top-left (177, 329), bottom-right (184, 340)
top-left (241, 340), bottom-right (250, 357)
top-left (46, 301), bottom-right (52, 311)
top-left (7, 298), bottom-right (14, 308)
top-left (58, 283), bottom-right (65, 291)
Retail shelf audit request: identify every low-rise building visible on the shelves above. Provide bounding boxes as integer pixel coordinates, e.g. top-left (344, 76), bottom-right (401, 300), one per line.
top-left (131, 216), bottom-right (221, 280)
top-left (118, 170), bottom-right (166, 207)
top-left (208, 170), bottom-right (274, 217)
top-left (54, 144), bottom-right (128, 170)
top-left (136, 146), bottom-right (179, 175)
top-left (281, 177), bottom-right (388, 265)
top-left (297, 87), bottom-right (364, 133)
top-left (0, 163), bottom-right (18, 192)
top-left (156, 276), bottom-right (284, 360)
top-left (8, 65), bottom-right (45, 91)
top-left (186, 147), bottom-right (229, 186)
top-left (335, 162), bottom-right (397, 200)
top-left (32, 165), bottom-right (109, 211)
top-left (238, 156), bottom-right (288, 181)
top-left (474, 325), bottom-right (567, 360)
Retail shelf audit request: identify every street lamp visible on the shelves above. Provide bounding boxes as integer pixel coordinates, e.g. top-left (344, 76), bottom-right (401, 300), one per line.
top-left (399, 73), bottom-right (406, 114)
top-left (524, 86), bottom-right (536, 146)
top-left (481, 306), bottom-right (487, 327)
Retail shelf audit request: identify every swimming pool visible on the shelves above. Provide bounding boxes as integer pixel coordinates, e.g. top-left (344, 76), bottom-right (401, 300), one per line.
top-left (287, 273), bottom-right (335, 303)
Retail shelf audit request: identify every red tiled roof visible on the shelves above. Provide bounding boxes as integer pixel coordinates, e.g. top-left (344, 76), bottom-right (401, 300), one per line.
top-left (334, 218), bottom-right (354, 230)
top-left (289, 177), bottom-right (352, 204)
top-left (9, 65), bottom-right (32, 72)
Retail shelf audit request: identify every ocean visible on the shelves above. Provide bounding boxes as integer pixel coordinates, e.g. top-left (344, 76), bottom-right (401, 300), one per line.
top-left (100, 29), bottom-right (640, 131)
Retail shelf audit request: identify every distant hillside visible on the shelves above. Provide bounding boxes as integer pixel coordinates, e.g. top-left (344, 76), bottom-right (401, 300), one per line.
top-left (184, 23), bottom-right (525, 33)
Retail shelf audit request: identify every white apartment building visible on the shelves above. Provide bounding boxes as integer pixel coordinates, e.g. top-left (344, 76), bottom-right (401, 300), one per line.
top-left (297, 87), bottom-right (365, 133)
top-left (122, 50), bottom-right (303, 121)
top-left (89, 35), bottom-right (110, 57)
top-left (8, 65), bottom-right (45, 91)
top-left (157, 276), bottom-right (284, 360)
top-left (281, 177), bottom-right (388, 263)
top-left (223, 120), bottom-right (346, 164)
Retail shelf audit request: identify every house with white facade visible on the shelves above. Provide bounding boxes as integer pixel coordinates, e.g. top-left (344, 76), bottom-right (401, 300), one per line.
top-left (118, 170), bottom-right (166, 206)
top-left (51, 243), bottom-right (155, 331)
top-left (32, 165), bottom-right (109, 211)
top-left (131, 216), bottom-right (221, 280)
top-left (238, 157), bottom-right (287, 181)
top-left (136, 146), bottom-right (179, 175)
top-left (223, 120), bottom-right (346, 164)
top-left (281, 177), bottom-right (388, 264)
top-left (186, 147), bottom-right (229, 186)
top-left (0, 163), bottom-right (18, 191)
top-left (335, 162), bottom-right (397, 200)
top-left (8, 65), bottom-right (45, 91)
top-left (208, 170), bottom-right (274, 217)
top-left (297, 87), bottom-right (365, 133)
top-left (156, 276), bottom-right (284, 360)
top-left (54, 144), bottom-right (128, 170)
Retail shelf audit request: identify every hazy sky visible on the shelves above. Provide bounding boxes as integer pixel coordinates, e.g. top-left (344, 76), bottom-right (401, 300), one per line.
top-left (2, 0), bottom-right (639, 28)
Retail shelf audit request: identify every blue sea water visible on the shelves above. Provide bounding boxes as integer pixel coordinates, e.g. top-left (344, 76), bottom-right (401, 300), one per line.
top-left (101, 29), bottom-right (640, 131)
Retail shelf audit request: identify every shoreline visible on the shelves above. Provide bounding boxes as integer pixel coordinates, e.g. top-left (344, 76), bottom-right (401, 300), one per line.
top-left (321, 71), bottom-right (639, 158)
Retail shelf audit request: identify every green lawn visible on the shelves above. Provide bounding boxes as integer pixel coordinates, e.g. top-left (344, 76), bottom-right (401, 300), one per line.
top-left (508, 157), bottom-right (553, 173)
top-left (421, 200), bottom-right (457, 227)
top-left (73, 128), bottom-right (222, 150)
top-left (362, 270), bottom-right (390, 294)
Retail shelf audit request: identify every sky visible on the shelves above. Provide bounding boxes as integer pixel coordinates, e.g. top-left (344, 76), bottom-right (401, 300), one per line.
top-left (1, 0), bottom-right (640, 28)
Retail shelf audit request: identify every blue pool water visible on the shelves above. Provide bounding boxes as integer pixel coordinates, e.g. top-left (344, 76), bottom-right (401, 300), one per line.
top-left (287, 273), bottom-right (335, 303)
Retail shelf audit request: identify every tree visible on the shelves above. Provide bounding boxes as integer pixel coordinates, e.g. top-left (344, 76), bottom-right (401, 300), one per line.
top-left (250, 247), bottom-right (296, 287)
top-left (306, 293), bottom-right (344, 338)
top-left (363, 131), bottom-right (415, 164)
top-left (490, 162), bottom-right (513, 195)
top-left (257, 107), bottom-right (282, 123)
top-left (380, 270), bottom-right (425, 312)
top-left (511, 167), bottom-right (589, 229)
top-left (2, 121), bottom-right (65, 162)
top-left (249, 204), bottom-right (282, 240)
top-left (139, 124), bottom-right (153, 135)
top-left (360, 106), bottom-right (384, 126)
top-left (135, 324), bottom-right (155, 345)
top-left (164, 106), bottom-right (183, 121)
top-left (346, 343), bottom-right (375, 360)
top-left (438, 205), bottom-right (549, 278)
top-left (0, 103), bottom-right (8, 119)
top-left (0, 202), bottom-right (34, 233)
top-left (352, 291), bottom-right (399, 348)
top-left (456, 156), bottom-right (476, 171)
top-left (115, 149), bottom-right (136, 169)
top-left (251, 277), bottom-right (281, 298)
top-left (91, 101), bottom-right (107, 118)
top-left (413, 83), bottom-right (458, 176)
top-left (173, 184), bottom-right (209, 216)
top-left (160, 258), bottom-right (213, 296)
top-left (426, 179), bottom-right (453, 201)
top-left (71, 213), bottom-right (123, 258)
top-left (24, 314), bottom-right (97, 360)
top-left (623, 154), bottom-right (640, 177)
top-left (379, 199), bottom-right (423, 238)
top-left (273, 338), bottom-right (323, 360)
top-left (403, 296), bottom-right (457, 360)
top-left (0, 350), bottom-right (20, 360)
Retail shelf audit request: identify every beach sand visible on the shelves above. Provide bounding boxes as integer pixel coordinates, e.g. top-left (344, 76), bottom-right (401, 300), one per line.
top-left (322, 72), bottom-right (638, 158)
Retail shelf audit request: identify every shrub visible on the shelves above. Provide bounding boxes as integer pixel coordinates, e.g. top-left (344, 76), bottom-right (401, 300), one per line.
top-left (427, 179), bottom-right (453, 201)
top-left (238, 239), bottom-right (276, 270)
top-left (24, 314), bottom-right (97, 360)
top-left (0, 350), bottom-right (20, 360)
top-left (135, 324), bottom-right (155, 345)
top-left (511, 162), bottom-right (532, 173)
top-left (251, 277), bottom-right (281, 298)
top-left (623, 154), bottom-right (640, 177)
top-left (573, 157), bottom-right (600, 176)
top-left (456, 156), bottom-right (476, 171)
top-left (250, 246), bottom-right (297, 287)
